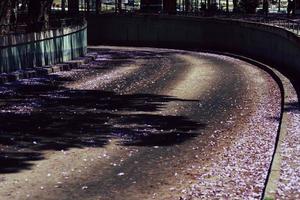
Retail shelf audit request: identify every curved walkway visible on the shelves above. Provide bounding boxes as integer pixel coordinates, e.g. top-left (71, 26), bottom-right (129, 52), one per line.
top-left (0, 46), bottom-right (284, 199)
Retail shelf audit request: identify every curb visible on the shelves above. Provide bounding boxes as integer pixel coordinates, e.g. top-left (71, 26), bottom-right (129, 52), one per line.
top-left (261, 68), bottom-right (297, 200)
top-left (0, 54), bottom-right (97, 85)
top-left (202, 50), bottom-right (288, 200)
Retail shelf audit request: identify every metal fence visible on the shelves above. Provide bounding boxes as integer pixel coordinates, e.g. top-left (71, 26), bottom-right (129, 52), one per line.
top-left (214, 14), bottom-right (300, 36)
top-left (258, 17), bottom-right (300, 35)
top-left (0, 19), bottom-right (87, 73)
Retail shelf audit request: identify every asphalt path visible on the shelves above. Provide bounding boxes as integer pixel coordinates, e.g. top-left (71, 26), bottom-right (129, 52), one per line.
top-left (0, 46), bottom-right (281, 200)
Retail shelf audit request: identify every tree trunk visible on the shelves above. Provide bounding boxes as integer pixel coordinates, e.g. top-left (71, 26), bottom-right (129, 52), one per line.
top-left (226, 0), bottom-right (229, 13)
top-left (185, 0), bottom-right (191, 12)
top-left (233, 0), bottom-right (238, 12)
top-left (96, 0), bottom-right (101, 13)
top-left (118, 0), bottom-right (122, 12)
top-left (27, 0), bottom-right (53, 32)
top-left (0, 0), bottom-right (12, 34)
top-left (69, 0), bottom-right (79, 14)
top-left (62, 0), bottom-right (66, 12)
top-left (85, 0), bottom-right (90, 13)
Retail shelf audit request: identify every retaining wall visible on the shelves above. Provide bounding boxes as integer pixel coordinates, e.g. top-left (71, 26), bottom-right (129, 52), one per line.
top-left (0, 22), bottom-right (87, 73)
top-left (87, 14), bottom-right (300, 75)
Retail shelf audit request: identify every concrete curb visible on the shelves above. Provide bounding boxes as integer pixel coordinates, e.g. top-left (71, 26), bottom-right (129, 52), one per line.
top-left (261, 68), bottom-right (297, 200)
top-left (203, 51), bottom-right (296, 200)
top-left (0, 55), bottom-right (96, 85)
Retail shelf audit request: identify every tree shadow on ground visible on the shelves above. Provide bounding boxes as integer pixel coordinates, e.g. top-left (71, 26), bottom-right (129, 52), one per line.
top-left (0, 78), bottom-right (205, 174)
top-left (284, 101), bottom-right (300, 112)
top-left (90, 48), bottom-right (167, 61)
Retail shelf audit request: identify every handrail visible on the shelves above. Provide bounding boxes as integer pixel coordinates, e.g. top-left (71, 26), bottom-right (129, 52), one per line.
top-left (229, 15), bottom-right (300, 36)
top-left (182, 13), bottom-right (300, 36)
top-left (91, 12), bottom-right (300, 37)
top-left (175, 11), bottom-right (300, 36)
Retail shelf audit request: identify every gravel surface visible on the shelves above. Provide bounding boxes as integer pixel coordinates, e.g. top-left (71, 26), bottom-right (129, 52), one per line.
top-left (181, 57), bottom-right (282, 200)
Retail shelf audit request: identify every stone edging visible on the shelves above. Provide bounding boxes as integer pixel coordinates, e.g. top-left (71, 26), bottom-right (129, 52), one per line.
top-left (204, 51), bottom-right (297, 200)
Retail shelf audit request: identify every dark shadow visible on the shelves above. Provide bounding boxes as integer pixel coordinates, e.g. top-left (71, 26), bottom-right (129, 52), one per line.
top-left (267, 116), bottom-right (281, 122)
top-left (0, 152), bottom-right (43, 173)
top-left (90, 48), bottom-right (166, 60)
top-left (0, 49), bottom-right (205, 174)
top-left (119, 114), bottom-right (201, 146)
top-left (284, 101), bottom-right (300, 112)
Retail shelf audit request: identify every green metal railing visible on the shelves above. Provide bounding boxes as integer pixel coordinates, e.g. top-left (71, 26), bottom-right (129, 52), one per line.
top-left (0, 18), bottom-right (87, 73)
